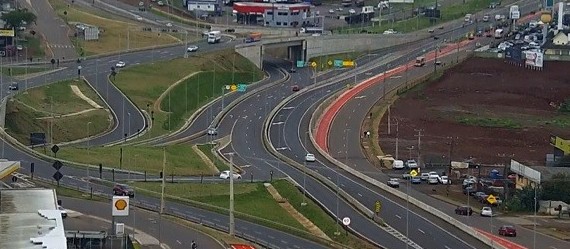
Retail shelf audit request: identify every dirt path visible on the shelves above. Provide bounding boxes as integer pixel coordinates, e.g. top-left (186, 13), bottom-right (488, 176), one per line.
top-left (379, 57), bottom-right (570, 166)
top-left (70, 85), bottom-right (103, 109)
top-left (154, 71), bottom-right (200, 113)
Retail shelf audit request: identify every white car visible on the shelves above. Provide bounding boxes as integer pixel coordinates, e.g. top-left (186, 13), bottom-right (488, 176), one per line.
top-left (16, 45), bottom-right (23, 51)
top-left (405, 159), bottom-right (418, 169)
top-left (166, 22), bottom-right (173, 27)
top-left (157, 1), bottom-right (165, 6)
top-left (305, 153), bottom-right (316, 162)
top-left (187, 45), bottom-right (199, 52)
top-left (329, 9), bottom-right (335, 14)
top-left (481, 207), bottom-right (494, 217)
top-left (387, 178), bottom-right (400, 188)
top-left (439, 175), bottom-right (451, 185)
top-left (207, 127), bottom-right (218, 135)
top-left (58, 205), bottom-right (68, 218)
top-left (115, 61), bottom-right (126, 68)
top-left (383, 29), bottom-right (397, 35)
top-left (135, 15), bottom-right (143, 21)
top-left (349, 9), bottom-right (356, 14)
top-left (220, 170), bottom-right (241, 180)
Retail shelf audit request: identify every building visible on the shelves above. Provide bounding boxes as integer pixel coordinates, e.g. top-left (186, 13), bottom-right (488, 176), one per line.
top-left (510, 159), bottom-right (570, 189)
top-left (0, 189), bottom-right (67, 249)
top-left (233, 2), bottom-right (314, 27)
top-left (185, 0), bottom-right (223, 15)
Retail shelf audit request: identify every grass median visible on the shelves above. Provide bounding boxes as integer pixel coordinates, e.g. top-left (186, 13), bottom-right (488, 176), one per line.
top-left (130, 181), bottom-right (306, 230)
top-left (5, 79), bottom-right (111, 145)
top-left (48, 0), bottom-right (181, 55)
top-left (341, 0), bottom-right (496, 34)
top-left (113, 49), bottom-right (263, 139)
top-left (1, 66), bottom-right (51, 76)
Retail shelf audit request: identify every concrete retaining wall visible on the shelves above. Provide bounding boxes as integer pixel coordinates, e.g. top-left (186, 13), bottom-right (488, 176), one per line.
top-left (0, 96), bottom-right (7, 128)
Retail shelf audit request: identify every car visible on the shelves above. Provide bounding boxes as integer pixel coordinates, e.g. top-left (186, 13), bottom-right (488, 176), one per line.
top-left (292, 85), bottom-right (300, 91)
top-left (336, 7), bottom-right (343, 11)
top-left (498, 225), bottom-right (517, 237)
top-left (387, 178), bottom-right (400, 188)
top-left (428, 29), bottom-right (434, 33)
top-left (113, 184), bottom-right (135, 198)
top-left (435, 60), bottom-right (442, 65)
top-left (481, 207), bottom-right (494, 217)
top-left (16, 45), bottom-right (23, 51)
top-left (166, 22), bottom-right (173, 27)
top-left (383, 29), bottom-right (397, 34)
top-left (463, 186), bottom-right (476, 195)
top-left (8, 83), bottom-right (19, 91)
top-left (439, 175), bottom-right (451, 185)
top-left (405, 160), bottom-right (418, 169)
top-left (411, 176), bottom-right (422, 184)
top-left (402, 172), bottom-right (412, 179)
top-left (473, 192), bottom-right (486, 199)
top-left (455, 206), bottom-right (473, 216)
top-left (483, 15), bottom-right (490, 22)
top-left (58, 205), bottom-right (68, 218)
top-left (289, 68), bottom-right (296, 73)
top-left (428, 176), bottom-right (439, 184)
top-left (187, 45), bottom-right (199, 52)
top-left (207, 127), bottom-right (218, 135)
top-left (157, 1), bottom-right (165, 6)
top-left (349, 9), bottom-right (356, 14)
top-left (220, 170), bottom-right (241, 180)
top-left (305, 153), bottom-right (316, 162)
top-left (329, 9), bottom-right (335, 14)
top-left (116, 61), bottom-right (126, 68)
top-left (392, 160), bottom-right (404, 169)
top-left (135, 15), bottom-right (143, 21)
top-left (420, 173), bottom-right (430, 181)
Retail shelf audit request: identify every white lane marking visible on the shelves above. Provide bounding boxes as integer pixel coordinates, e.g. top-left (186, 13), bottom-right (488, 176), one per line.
top-left (176, 240), bottom-right (182, 244)
top-left (358, 193), bottom-right (362, 197)
top-left (272, 122), bottom-right (285, 125)
top-left (395, 215), bottom-right (402, 219)
top-left (418, 229), bottom-right (425, 234)
top-left (354, 95), bottom-right (366, 99)
top-left (283, 106), bottom-right (294, 110)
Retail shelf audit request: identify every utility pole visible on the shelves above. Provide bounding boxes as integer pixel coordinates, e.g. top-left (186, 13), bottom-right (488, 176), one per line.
top-left (387, 105), bottom-right (391, 135)
top-left (393, 119), bottom-right (399, 160)
top-left (227, 152), bottom-right (236, 236)
top-left (448, 136), bottom-right (454, 175)
top-left (414, 129), bottom-right (424, 167)
top-left (158, 147), bottom-right (167, 246)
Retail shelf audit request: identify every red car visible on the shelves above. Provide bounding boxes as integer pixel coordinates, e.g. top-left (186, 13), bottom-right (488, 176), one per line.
top-left (292, 85), bottom-right (300, 92)
top-left (498, 225), bottom-right (517, 237)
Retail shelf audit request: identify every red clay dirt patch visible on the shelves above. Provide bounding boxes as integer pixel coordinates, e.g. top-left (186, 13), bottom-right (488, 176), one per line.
top-left (378, 57), bottom-right (570, 166)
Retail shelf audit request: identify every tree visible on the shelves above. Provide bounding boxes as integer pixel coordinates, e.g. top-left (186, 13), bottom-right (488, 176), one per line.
top-left (542, 173), bottom-right (570, 203)
top-left (505, 185), bottom-right (540, 212)
top-left (1, 9), bottom-right (37, 29)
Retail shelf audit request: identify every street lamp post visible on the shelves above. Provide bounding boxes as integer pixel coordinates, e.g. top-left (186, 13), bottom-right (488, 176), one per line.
top-left (224, 152), bottom-right (236, 236)
top-left (87, 121), bottom-right (92, 153)
top-left (127, 112), bottom-right (131, 137)
top-left (302, 131), bottom-right (309, 206)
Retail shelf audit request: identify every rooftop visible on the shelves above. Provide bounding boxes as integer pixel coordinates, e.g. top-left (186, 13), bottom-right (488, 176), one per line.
top-left (0, 189), bottom-right (67, 249)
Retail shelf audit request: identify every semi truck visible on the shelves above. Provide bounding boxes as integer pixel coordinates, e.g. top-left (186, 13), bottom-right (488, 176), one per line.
top-left (207, 31), bottom-right (222, 44)
top-left (245, 32), bottom-right (262, 43)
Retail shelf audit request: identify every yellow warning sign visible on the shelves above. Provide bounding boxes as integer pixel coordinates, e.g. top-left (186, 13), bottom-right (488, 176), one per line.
top-left (230, 84), bottom-right (237, 92)
top-left (343, 61), bottom-right (355, 67)
top-left (410, 170), bottom-right (418, 177)
top-left (311, 61), bottom-right (317, 68)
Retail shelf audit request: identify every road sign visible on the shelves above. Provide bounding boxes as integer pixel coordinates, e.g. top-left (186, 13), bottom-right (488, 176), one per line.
top-left (310, 61), bottom-right (317, 68)
top-left (375, 201), bottom-right (382, 213)
top-left (225, 85), bottom-right (231, 90)
top-left (487, 194), bottom-right (497, 205)
top-left (51, 144), bottom-right (60, 154)
top-left (343, 60), bottom-right (355, 67)
top-left (342, 217), bottom-right (351, 226)
top-left (327, 60), bottom-right (333, 66)
top-left (230, 84), bottom-right (237, 92)
top-left (296, 60), bottom-right (305, 68)
top-left (410, 169), bottom-right (418, 177)
top-left (52, 160), bottom-right (63, 171)
top-left (112, 196), bottom-right (130, 216)
top-left (237, 84), bottom-right (247, 92)
top-left (334, 60), bottom-right (343, 68)
top-left (52, 171), bottom-right (63, 182)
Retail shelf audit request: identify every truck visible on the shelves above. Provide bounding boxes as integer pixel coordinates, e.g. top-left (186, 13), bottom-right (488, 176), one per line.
top-left (207, 31), bottom-right (221, 44)
top-left (414, 56), bottom-right (425, 67)
top-left (244, 32), bottom-right (262, 43)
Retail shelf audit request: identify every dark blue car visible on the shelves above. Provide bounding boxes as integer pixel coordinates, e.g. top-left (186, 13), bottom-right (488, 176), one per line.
top-left (411, 176), bottom-right (422, 184)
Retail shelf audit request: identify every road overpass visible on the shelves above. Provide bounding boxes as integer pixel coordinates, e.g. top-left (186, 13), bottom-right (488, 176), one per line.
top-left (236, 33), bottom-right (430, 69)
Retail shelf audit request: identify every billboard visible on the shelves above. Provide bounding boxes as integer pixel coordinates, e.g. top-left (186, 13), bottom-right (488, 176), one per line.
top-left (505, 47), bottom-right (523, 63)
top-left (0, 29), bottom-right (15, 37)
top-left (388, 0), bottom-right (414, 3)
top-left (524, 51), bottom-right (544, 67)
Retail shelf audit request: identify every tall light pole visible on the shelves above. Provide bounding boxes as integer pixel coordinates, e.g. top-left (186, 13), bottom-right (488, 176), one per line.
top-left (158, 147), bottom-right (167, 246)
top-left (127, 112), bottom-right (131, 137)
top-left (406, 169), bottom-right (410, 249)
top-left (225, 152), bottom-right (236, 236)
top-left (87, 121), bottom-right (92, 152)
top-left (393, 119), bottom-right (399, 160)
top-left (533, 184), bottom-right (537, 249)
top-left (302, 131), bottom-right (309, 206)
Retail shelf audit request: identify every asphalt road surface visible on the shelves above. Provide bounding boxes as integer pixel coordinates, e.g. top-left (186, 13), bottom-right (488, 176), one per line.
top-left (23, 0), bottom-right (78, 59)
top-left (60, 196), bottom-right (224, 249)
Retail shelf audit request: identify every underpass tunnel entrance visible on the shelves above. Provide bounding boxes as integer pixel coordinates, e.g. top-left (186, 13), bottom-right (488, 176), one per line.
top-left (263, 44), bottom-right (304, 68)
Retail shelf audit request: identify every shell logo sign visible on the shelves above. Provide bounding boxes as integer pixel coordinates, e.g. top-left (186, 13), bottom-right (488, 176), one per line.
top-left (112, 196), bottom-right (130, 216)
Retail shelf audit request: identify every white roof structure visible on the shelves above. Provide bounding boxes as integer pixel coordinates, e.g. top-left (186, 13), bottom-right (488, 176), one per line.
top-left (0, 189), bottom-right (67, 249)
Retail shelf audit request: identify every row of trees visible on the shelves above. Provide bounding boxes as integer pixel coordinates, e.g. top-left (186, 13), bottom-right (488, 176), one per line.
top-left (506, 173), bottom-right (570, 212)
top-left (1, 8), bottom-right (37, 30)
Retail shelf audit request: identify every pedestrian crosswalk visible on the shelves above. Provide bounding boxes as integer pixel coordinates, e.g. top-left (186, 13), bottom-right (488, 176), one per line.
top-left (48, 44), bottom-right (75, 48)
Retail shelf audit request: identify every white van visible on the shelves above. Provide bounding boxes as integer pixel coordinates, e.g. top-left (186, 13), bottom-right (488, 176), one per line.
top-left (392, 160), bottom-right (404, 169)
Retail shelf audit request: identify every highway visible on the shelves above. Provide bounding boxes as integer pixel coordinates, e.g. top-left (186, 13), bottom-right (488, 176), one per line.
top-left (321, 1), bottom-right (570, 249)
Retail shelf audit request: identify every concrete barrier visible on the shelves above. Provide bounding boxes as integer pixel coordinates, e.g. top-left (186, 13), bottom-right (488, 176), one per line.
top-left (308, 51), bottom-right (508, 249)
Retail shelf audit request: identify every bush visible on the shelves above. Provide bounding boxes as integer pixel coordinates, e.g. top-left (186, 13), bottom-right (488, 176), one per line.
top-left (560, 98), bottom-right (570, 113)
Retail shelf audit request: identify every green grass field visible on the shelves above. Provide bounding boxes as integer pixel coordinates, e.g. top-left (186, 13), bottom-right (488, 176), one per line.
top-left (113, 50), bottom-right (263, 138)
top-left (5, 79), bottom-right (110, 145)
top-left (43, 144), bottom-right (216, 175)
top-left (197, 144), bottom-right (229, 171)
top-left (130, 181), bottom-right (305, 230)
top-left (1, 67), bottom-right (51, 76)
top-left (48, 0), bottom-right (180, 55)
